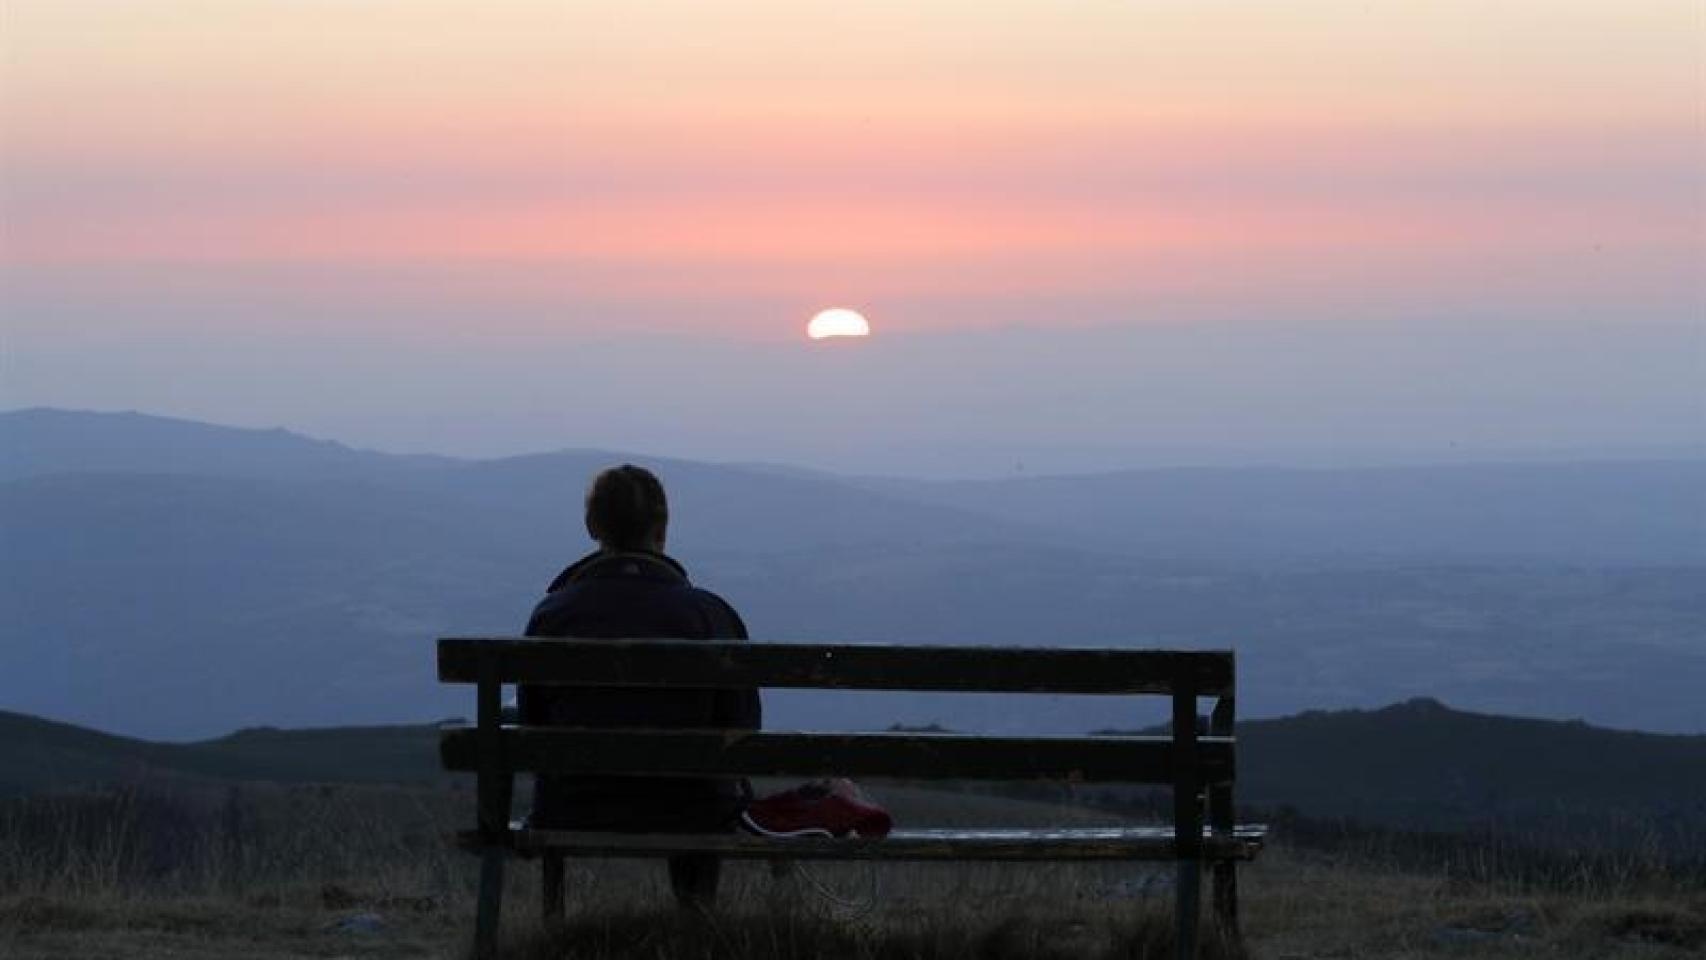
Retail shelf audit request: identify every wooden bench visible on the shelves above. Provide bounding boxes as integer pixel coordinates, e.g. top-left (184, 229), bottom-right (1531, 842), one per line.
top-left (437, 637), bottom-right (1268, 959)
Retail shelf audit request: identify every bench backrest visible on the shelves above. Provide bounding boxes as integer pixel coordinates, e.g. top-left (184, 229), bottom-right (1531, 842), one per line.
top-left (437, 638), bottom-right (1240, 853)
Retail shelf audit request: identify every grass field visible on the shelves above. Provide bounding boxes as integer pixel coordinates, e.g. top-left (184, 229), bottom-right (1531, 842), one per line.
top-left (1, 781), bottom-right (1700, 959)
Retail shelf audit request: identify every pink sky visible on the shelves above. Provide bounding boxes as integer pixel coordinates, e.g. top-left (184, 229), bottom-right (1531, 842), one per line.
top-left (5, 2), bottom-right (1700, 329)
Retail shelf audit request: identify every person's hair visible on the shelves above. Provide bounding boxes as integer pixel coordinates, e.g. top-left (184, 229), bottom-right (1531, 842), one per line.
top-left (584, 464), bottom-right (668, 551)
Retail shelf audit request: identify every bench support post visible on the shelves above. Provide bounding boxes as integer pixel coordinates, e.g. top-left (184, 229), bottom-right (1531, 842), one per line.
top-left (1208, 693), bottom-right (1239, 936)
top-left (1171, 676), bottom-right (1202, 960)
top-left (541, 853), bottom-right (566, 925)
top-left (1175, 860), bottom-right (1201, 959)
top-left (472, 653), bottom-right (512, 960)
top-left (475, 847), bottom-right (506, 959)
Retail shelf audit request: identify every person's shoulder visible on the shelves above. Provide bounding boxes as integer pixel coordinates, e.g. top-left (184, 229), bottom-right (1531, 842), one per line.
top-left (688, 587), bottom-right (748, 639)
top-left (690, 586), bottom-right (739, 613)
top-left (526, 581), bottom-right (588, 636)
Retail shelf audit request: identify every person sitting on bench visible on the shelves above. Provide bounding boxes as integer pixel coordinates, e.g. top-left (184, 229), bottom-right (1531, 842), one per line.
top-left (517, 464), bottom-right (761, 909)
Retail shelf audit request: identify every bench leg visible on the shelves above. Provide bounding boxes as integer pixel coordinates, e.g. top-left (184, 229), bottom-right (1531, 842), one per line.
top-left (1175, 859), bottom-right (1201, 960)
top-left (1212, 860), bottom-right (1239, 936)
top-left (541, 852), bottom-right (566, 926)
top-left (473, 846), bottom-right (506, 960)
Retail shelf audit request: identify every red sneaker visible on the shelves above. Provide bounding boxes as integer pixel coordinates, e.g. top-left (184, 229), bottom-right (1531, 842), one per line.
top-left (739, 778), bottom-right (893, 839)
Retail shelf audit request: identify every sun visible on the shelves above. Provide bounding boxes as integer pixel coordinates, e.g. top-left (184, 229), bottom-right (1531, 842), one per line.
top-left (807, 308), bottom-right (871, 340)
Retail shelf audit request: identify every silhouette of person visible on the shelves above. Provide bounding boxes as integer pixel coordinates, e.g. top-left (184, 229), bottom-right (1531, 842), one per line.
top-left (518, 464), bottom-right (760, 909)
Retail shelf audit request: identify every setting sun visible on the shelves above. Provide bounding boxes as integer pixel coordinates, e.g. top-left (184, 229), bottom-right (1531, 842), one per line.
top-left (807, 308), bottom-right (871, 340)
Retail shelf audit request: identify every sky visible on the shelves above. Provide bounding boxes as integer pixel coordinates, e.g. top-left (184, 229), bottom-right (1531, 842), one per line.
top-left (2, 1), bottom-right (1702, 475)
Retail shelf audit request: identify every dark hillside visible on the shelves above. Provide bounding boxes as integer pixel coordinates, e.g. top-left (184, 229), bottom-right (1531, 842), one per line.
top-left (0, 710), bottom-right (446, 796)
top-left (6, 702), bottom-right (1705, 856)
top-left (1077, 699), bottom-right (1706, 852)
top-left (1238, 698), bottom-right (1706, 840)
top-left (0, 711), bottom-right (177, 796)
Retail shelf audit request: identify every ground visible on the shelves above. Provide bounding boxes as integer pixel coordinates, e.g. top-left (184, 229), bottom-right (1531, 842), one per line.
top-left (3, 845), bottom-right (1702, 959)
top-left (1, 783), bottom-right (1699, 959)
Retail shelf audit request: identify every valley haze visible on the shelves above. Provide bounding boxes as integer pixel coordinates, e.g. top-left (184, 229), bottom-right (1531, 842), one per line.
top-left (2, 407), bottom-right (1701, 742)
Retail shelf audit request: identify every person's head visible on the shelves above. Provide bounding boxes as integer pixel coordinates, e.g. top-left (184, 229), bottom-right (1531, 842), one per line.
top-left (585, 464), bottom-right (669, 553)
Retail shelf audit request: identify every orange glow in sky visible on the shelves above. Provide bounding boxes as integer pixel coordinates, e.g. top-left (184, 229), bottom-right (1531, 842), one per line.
top-left (2, 1), bottom-right (1701, 335)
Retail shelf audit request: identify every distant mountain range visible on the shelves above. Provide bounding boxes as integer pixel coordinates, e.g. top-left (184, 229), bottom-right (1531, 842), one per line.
top-left (2, 407), bottom-right (1702, 739)
top-left (5, 699), bottom-right (1701, 852)
top-left (9, 407), bottom-right (1703, 564)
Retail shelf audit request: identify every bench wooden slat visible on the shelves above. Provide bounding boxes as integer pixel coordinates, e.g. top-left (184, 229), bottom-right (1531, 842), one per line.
top-left (490, 824), bottom-right (1268, 862)
top-left (439, 727), bottom-right (1234, 784)
top-left (438, 638), bottom-right (1234, 696)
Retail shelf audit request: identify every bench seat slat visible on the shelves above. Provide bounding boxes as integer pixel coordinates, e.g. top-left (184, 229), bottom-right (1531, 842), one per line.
top-left (485, 824), bottom-right (1268, 862)
top-left (439, 727), bottom-right (1235, 784)
top-left (438, 638), bottom-right (1233, 696)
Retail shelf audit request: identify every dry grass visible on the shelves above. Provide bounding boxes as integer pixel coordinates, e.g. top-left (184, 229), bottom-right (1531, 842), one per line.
top-left (1, 782), bottom-right (1701, 959)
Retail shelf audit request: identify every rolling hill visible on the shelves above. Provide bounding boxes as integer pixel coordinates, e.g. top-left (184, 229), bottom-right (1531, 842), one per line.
top-left (0, 709), bottom-right (449, 796)
top-left (5, 700), bottom-right (1702, 853)
top-left (1238, 697), bottom-right (1706, 839)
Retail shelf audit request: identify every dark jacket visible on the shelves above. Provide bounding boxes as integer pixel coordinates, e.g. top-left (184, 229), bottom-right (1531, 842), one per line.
top-left (518, 550), bottom-right (761, 831)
